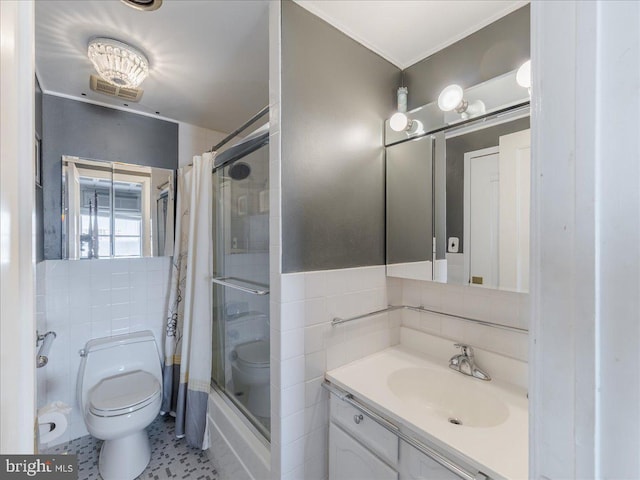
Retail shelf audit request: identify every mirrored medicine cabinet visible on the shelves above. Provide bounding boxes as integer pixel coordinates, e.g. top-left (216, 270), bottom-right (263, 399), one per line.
top-left (385, 68), bottom-right (531, 293)
top-left (61, 155), bottom-right (175, 260)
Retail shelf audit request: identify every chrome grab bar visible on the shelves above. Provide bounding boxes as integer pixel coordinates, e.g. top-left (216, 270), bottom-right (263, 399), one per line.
top-left (211, 276), bottom-right (269, 296)
top-left (331, 306), bottom-right (404, 325)
top-left (323, 381), bottom-right (490, 480)
top-left (331, 304), bottom-right (526, 334)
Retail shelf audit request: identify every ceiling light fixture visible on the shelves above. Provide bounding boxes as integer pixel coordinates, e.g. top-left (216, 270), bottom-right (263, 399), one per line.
top-left (389, 87), bottom-right (423, 133)
top-left (437, 84), bottom-right (485, 119)
top-left (87, 38), bottom-right (149, 89)
top-left (516, 59), bottom-right (532, 94)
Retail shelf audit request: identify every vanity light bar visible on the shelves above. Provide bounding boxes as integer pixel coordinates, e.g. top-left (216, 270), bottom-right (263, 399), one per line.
top-left (331, 305), bottom-right (527, 334)
top-left (444, 104), bottom-right (530, 140)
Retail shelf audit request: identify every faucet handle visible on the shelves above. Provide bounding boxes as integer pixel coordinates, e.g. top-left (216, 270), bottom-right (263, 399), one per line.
top-left (454, 343), bottom-right (474, 358)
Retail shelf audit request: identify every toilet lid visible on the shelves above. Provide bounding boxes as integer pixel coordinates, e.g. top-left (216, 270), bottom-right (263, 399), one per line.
top-left (236, 340), bottom-right (269, 366)
top-left (89, 370), bottom-right (160, 416)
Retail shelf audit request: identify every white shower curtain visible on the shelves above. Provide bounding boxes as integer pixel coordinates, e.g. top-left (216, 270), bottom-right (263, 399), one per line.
top-left (162, 152), bottom-right (214, 449)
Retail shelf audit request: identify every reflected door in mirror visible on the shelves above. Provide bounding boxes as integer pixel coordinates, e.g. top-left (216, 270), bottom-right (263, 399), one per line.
top-left (465, 147), bottom-right (500, 288)
top-left (458, 126), bottom-right (531, 292)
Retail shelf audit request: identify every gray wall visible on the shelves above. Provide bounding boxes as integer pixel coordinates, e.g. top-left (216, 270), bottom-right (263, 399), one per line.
top-left (42, 95), bottom-right (178, 259)
top-left (281, 0), bottom-right (401, 272)
top-left (386, 136), bottom-right (432, 264)
top-left (404, 5), bottom-right (530, 110)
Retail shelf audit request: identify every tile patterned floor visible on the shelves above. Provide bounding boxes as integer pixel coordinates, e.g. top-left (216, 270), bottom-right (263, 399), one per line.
top-left (45, 415), bottom-right (217, 480)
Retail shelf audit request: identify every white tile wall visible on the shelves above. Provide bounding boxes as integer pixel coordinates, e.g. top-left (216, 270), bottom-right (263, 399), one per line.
top-left (37, 257), bottom-right (172, 447)
top-left (271, 268), bottom-right (528, 480)
top-left (275, 265), bottom-right (398, 479)
top-left (270, 267), bottom-right (529, 480)
top-left (399, 327), bottom-right (528, 389)
top-left (396, 278), bottom-right (529, 362)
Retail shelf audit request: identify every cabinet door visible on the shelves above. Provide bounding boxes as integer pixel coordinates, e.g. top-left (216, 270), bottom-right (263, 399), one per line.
top-left (329, 423), bottom-right (398, 480)
top-left (330, 395), bottom-right (398, 466)
top-left (399, 440), bottom-right (464, 480)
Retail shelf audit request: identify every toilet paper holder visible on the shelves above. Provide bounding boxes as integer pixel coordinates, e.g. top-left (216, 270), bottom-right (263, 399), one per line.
top-left (38, 401), bottom-right (70, 444)
top-left (36, 330), bottom-right (56, 368)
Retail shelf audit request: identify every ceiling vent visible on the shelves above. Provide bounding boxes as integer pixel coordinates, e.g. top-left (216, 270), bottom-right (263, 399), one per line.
top-left (90, 75), bottom-right (144, 102)
top-left (120, 0), bottom-right (163, 12)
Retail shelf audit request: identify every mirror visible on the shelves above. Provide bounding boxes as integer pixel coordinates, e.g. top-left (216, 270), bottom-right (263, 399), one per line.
top-left (439, 114), bottom-right (530, 292)
top-left (385, 68), bottom-right (531, 293)
top-left (62, 155), bottom-right (174, 259)
top-left (386, 136), bottom-right (433, 281)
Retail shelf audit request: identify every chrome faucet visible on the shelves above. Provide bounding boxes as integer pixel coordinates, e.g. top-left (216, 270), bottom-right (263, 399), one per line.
top-left (449, 344), bottom-right (491, 381)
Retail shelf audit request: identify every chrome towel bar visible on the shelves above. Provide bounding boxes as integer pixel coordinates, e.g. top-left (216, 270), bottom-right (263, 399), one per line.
top-left (331, 304), bottom-right (526, 334)
top-left (211, 276), bottom-right (269, 296)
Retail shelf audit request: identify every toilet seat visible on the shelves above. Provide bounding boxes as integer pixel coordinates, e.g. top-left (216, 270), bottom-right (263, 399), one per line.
top-left (235, 340), bottom-right (269, 368)
top-left (89, 370), bottom-right (160, 417)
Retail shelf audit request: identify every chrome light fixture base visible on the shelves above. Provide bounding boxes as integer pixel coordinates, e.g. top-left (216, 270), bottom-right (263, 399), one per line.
top-left (120, 0), bottom-right (163, 12)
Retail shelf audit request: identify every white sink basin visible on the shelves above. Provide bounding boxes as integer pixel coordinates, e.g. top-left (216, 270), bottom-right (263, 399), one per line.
top-left (387, 367), bottom-right (509, 428)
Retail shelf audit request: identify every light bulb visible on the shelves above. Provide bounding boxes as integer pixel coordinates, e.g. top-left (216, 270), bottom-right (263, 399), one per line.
top-left (516, 60), bottom-right (531, 89)
top-left (438, 84), bottom-right (464, 112)
top-left (389, 112), bottom-right (409, 132)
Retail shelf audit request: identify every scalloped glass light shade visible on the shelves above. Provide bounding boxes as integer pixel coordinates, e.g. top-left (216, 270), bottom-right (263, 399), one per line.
top-left (87, 38), bottom-right (149, 89)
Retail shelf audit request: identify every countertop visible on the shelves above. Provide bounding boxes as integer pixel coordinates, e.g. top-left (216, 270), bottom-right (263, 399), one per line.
top-left (326, 346), bottom-right (528, 480)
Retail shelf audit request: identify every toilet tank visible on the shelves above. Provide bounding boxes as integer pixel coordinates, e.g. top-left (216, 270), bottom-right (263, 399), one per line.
top-left (77, 331), bottom-right (162, 411)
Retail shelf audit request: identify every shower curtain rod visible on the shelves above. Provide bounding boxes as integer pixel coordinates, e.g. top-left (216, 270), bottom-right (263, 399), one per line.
top-left (208, 106), bottom-right (269, 153)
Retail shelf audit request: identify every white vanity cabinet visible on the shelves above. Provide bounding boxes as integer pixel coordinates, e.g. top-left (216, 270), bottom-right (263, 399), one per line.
top-left (398, 440), bottom-right (465, 480)
top-left (329, 395), bottom-right (398, 480)
top-left (329, 423), bottom-right (398, 480)
top-left (329, 394), bottom-right (471, 480)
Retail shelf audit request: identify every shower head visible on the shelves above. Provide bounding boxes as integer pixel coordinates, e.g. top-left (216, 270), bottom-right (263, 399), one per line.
top-left (228, 162), bottom-right (251, 181)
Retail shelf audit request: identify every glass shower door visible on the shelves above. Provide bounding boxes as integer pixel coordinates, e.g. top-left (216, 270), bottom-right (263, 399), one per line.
top-left (211, 144), bottom-right (270, 439)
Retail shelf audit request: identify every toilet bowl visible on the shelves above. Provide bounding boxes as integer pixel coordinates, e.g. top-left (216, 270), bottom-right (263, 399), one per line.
top-left (231, 339), bottom-right (270, 418)
top-left (77, 331), bottom-right (162, 480)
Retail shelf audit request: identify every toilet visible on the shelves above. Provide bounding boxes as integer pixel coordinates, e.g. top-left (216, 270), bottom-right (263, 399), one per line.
top-left (231, 339), bottom-right (270, 418)
top-left (77, 331), bottom-right (162, 480)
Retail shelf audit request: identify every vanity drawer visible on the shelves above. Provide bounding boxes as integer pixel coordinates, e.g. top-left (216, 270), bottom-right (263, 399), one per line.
top-left (330, 394), bottom-right (399, 467)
